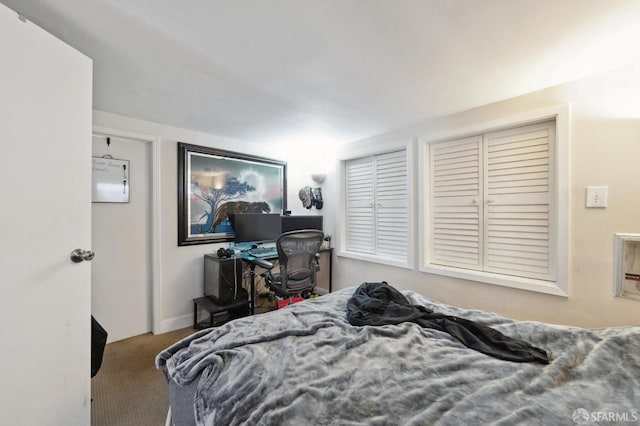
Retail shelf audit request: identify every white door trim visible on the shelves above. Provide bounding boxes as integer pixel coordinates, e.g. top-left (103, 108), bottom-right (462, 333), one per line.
top-left (92, 125), bottom-right (162, 334)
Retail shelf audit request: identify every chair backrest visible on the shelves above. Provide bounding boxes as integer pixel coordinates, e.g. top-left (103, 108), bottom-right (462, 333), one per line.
top-left (276, 229), bottom-right (324, 292)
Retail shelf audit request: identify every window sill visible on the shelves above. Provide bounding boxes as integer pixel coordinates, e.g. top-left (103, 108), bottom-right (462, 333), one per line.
top-left (420, 264), bottom-right (568, 297)
top-left (338, 250), bottom-right (413, 270)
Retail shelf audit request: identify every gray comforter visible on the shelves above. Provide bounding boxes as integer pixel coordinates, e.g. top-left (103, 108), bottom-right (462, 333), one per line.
top-left (157, 287), bottom-right (640, 425)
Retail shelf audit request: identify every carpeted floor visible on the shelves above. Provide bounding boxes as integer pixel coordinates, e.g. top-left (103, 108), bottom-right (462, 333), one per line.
top-left (91, 327), bottom-right (195, 426)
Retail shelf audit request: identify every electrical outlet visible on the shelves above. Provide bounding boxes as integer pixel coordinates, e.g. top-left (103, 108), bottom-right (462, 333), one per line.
top-left (586, 186), bottom-right (608, 208)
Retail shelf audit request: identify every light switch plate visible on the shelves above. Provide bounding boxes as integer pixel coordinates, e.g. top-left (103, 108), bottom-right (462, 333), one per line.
top-left (586, 186), bottom-right (608, 208)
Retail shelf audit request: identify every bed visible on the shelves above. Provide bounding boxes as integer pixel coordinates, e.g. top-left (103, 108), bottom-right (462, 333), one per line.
top-left (156, 284), bottom-right (640, 425)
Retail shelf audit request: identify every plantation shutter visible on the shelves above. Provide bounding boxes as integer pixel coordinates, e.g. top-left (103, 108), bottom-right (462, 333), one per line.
top-left (374, 151), bottom-right (409, 260)
top-left (428, 120), bottom-right (556, 281)
top-left (345, 157), bottom-right (375, 254)
top-left (345, 150), bottom-right (409, 262)
top-left (430, 137), bottom-right (483, 269)
top-left (484, 121), bottom-right (555, 280)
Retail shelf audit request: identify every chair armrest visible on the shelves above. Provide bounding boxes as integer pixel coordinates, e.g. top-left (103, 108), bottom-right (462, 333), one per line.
top-left (251, 257), bottom-right (273, 270)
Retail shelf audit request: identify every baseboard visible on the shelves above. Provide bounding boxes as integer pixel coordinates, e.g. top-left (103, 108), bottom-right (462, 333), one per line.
top-left (157, 313), bottom-right (193, 335)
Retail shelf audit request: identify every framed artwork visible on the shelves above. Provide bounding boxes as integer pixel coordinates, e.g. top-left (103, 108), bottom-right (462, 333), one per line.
top-left (177, 142), bottom-right (287, 246)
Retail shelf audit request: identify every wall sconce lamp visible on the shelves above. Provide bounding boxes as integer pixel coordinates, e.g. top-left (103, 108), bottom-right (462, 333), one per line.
top-left (311, 174), bottom-right (326, 184)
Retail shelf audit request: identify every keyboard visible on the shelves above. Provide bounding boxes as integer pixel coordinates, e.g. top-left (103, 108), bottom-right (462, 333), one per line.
top-left (248, 247), bottom-right (277, 258)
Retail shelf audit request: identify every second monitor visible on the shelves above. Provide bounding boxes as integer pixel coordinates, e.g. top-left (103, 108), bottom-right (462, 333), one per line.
top-left (281, 215), bottom-right (323, 233)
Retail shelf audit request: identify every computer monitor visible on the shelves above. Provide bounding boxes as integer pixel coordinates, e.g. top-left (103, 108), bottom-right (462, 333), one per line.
top-left (281, 215), bottom-right (323, 233)
top-left (232, 213), bottom-right (282, 244)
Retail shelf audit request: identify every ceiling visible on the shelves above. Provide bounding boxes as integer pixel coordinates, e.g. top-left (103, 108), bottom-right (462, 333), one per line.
top-left (4, 0), bottom-right (640, 146)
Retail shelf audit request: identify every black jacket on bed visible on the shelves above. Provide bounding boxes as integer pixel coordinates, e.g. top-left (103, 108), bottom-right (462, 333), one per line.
top-left (346, 282), bottom-right (550, 364)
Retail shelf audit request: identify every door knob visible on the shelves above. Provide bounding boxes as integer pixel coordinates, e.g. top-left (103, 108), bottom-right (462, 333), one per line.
top-left (70, 248), bottom-right (95, 263)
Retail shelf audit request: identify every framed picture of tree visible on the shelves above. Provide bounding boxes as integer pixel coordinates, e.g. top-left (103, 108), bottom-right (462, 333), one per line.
top-left (177, 142), bottom-right (287, 246)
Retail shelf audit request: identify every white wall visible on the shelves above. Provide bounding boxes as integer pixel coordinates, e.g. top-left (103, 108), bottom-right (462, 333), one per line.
top-left (333, 64), bottom-right (640, 328)
top-left (92, 111), bottom-right (330, 333)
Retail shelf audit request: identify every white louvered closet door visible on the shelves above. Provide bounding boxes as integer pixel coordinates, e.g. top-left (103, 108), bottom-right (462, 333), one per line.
top-left (345, 157), bottom-right (375, 254)
top-left (374, 151), bottom-right (409, 261)
top-left (430, 137), bottom-right (483, 270)
top-left (484, 120), bottom-right (556, 281)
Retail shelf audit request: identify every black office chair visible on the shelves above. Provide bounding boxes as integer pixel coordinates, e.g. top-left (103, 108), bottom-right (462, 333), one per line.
top-left (263, 229), bottom-right (324, 300)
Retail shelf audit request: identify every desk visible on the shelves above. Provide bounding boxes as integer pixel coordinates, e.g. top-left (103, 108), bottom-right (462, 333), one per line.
top-left (241, 247), bottom-right (333, 315)
top-left (317, 247), bottom-right (333, 293)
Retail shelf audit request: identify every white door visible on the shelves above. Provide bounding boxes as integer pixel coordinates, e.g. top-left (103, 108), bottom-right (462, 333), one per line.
top-left (0, 5), bottom-right (92, 426)
top-left (91, 134), bottom-right (152, 342)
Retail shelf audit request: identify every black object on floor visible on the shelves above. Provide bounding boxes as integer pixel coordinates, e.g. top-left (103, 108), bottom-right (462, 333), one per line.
top-left (91, 315), bottom-right (108, 377)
